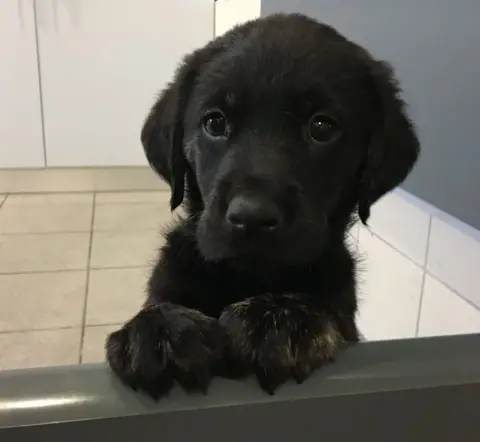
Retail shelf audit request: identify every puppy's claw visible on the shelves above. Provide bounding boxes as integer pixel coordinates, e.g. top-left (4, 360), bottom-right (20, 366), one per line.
top-left (256, 369), bottom-right (287, 395)
top-left (259, 381), bottom-right (277, 396)
top-left (294, 374), bottom-right (306, 385)
top-left (293, 363), bottom-right (315, 385)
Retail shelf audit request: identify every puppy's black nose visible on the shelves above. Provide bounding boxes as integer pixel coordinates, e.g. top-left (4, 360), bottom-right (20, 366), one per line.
top-left (226, 195), bottom-right (282, 232)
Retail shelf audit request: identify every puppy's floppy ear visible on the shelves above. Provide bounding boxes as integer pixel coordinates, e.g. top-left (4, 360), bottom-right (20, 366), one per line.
top-left (141, 23), bottom-right (255, 211)
top-left (358, 61), bottom-right (420, 224)
top-left (141, 64), bottom-right (197, 211)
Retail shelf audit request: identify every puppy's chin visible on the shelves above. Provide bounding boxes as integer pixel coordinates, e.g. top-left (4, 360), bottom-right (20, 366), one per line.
top-left (195, 212), bottom-right (328, 265)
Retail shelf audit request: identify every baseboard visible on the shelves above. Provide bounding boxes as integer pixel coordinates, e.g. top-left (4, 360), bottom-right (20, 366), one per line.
top-left (395, 188), bottom-right (480, 243)
top-left (0, 167), bottom-right (169, 194)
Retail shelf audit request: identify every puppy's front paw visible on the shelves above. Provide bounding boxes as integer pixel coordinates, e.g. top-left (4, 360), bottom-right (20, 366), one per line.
top-left (106, 303), bottom-right (224, 400)
top-left (219, 294), bottom-right (345, 394)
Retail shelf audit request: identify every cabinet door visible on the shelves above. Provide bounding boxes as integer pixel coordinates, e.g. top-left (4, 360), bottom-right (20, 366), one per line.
top-left (0, 0), bottom-right (45, 168)
top-left (37, 0), bottom-right (213, 167)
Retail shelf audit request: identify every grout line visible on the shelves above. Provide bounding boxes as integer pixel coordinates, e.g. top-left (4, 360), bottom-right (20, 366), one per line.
top-left (95, 189), bottom-right (169, 194)
top-left (0, 230), bottom-right (93, 236)
top-left (427, 274), bottom-right (480, 313)
top-left (78, 194), bottom-right (96, 363)
top-left (83, 322), bottom-right (124, 329)
top-left (32, 0), bottom-right (48, 167)
top-left (89, 264), bottom-right (152, 271)
top-left (95, 202), bottom-right (169, 206)
top-left (394, 188), bottom-right (480, 244)
top-left (0, 264), bottom-right (151, 277)
top-left (0, 227), bottom-right (161, 236)
top-left (2, 199), bottom-right (94, 204)
top-left (4, 190), bottom-right (93, 196)
top-left (365, 223), bottom-right (480, 314)
top-left (0, 268), bottom-right (87, 276)
top-left (363, 226), bottom-right (425, 269)
top-left (0, 194), bottom-right (8, 210)
top-left (0, 323), bottom-right (123, 336)
top-left (415, 216), bottom-right (432, 336)
top-left (212, 0), bottom-right (217, 38)
top-left (0, 325), bottom-right (79, 335)
top-left (212, 0), bottom-right (216, 37)
top-left (2, 190), bottom-right (168, 198)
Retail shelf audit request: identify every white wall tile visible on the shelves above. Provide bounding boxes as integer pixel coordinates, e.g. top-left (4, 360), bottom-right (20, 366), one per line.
top-left (418, 275), bottom-right (480, 337)
top-left (368, 191), bottom-right (430, 266)
top-left (427, 216), bottom-right (480, 308)
top-left (356, 228), bottom-right (424, 341)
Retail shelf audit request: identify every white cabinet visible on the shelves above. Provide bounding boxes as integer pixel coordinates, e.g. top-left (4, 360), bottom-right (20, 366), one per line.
top-left (37, 0), bottom-right (214, 167)
top-left (0, 0), bottom-right (45, 168)
top-left (215, 0), bottom-right (261, 37)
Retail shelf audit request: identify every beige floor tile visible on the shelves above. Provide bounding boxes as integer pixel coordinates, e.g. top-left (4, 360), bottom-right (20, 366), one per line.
top-left (0, 202), bottom-right (93, 234)
top-left (0, 271), bottom-right (86, 332)
top-left (0, 195), bottom-right (6, 206)
top-left (4, 193), bottom-right (93, 205)
top-left (0, 233), bottom-right (90, 273)
top-left (0, 328), bottom-right (81, 370)
top-left (86, 267), bottom-right (149, 325)
top-left (82, 324), bottom-right (120, 364)
top-left (90, 231), bottom-right (161, 269)
top-left (96, 191), bottom-right (169, 205)
top-left (92, 167), bottom-right (165, 192)
top-left (93, 203), bottom-right (173, 231)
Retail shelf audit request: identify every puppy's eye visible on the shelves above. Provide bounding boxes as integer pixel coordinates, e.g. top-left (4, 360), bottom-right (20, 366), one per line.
top-left (203, 111), bottom-right (228, 138)
top-left (308, 114), bottom-right (340, 144)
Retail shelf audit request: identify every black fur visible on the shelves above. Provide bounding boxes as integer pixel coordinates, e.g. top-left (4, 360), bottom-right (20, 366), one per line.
top-left (106, 13), bottom-right (419, 399)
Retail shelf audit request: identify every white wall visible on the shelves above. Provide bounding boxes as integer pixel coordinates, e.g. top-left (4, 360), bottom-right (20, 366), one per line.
top-left (0, 0), bottom-right (45, 168)
top-left (356, 189), bottom-right (480, 341)
top-left (215, 0), bottom-right (261, 36)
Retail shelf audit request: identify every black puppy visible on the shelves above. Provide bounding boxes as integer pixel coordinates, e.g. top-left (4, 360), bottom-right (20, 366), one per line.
top-left (106, 13), bottom-right (419, 399)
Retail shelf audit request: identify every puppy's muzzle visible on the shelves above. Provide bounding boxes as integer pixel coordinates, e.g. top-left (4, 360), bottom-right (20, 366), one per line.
top-left (226, 194), bottom-right (283, 234)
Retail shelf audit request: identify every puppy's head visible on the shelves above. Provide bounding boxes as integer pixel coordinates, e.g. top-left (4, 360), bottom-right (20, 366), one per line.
top-left (142, 14), bottom-right (419, 264)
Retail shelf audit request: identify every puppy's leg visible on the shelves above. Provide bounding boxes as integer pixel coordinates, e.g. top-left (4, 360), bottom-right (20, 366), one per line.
top-left (219, 293), bottom-right (358, 394)
top-left (105, 230), bottom-right (227, 400)
top-left (106, 302), bottom-right (226, 400)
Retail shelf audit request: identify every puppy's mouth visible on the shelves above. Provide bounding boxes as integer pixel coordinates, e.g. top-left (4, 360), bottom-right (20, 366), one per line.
top-left (195, 211), bottom-right (326, 265)
top-left (225, 227), bottom-right (283, 255)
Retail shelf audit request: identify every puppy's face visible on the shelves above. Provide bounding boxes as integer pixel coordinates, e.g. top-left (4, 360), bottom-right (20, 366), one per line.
top-left (142, 14), bottom-right (419, 264)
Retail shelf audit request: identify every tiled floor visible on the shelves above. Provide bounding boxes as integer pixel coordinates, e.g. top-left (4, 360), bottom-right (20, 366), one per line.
top-left (0, 191), bottom-right (170, 370)
top-left (1, 190), bottom-right (479, 371)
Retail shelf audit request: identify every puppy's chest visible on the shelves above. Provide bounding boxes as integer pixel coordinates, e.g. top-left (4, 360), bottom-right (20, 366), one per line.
top-left (203, 267), bottom-right (326, 307)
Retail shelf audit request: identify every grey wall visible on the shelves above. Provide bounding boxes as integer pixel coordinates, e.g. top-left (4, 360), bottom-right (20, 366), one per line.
top-left (262, 0), bottom-right (480, 229)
